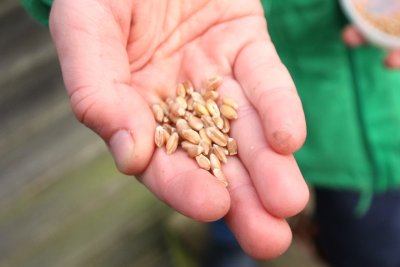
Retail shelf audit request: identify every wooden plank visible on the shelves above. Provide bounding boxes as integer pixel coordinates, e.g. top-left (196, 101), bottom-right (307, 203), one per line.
top-left (0, 153), bottom-right (172, 267)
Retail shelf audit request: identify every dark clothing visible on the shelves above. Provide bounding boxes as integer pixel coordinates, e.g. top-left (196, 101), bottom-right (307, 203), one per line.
top-left (315, 188), bottom-right (400, 267)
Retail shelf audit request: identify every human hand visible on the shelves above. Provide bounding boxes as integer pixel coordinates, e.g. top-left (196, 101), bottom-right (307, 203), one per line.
top-left (49, 0), bottom-right (308, 259)
top-left (342, 25), bottom-right (400, 68)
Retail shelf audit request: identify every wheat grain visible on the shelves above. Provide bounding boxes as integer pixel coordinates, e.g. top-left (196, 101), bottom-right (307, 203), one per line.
top-left (220, 104), bottom-right (238, 120)
top-left (196, 154), bottom-right (211, 170)
top-left (166, 132), bottom-right (179, 154)
top-left (152, 76), bottom-right (239, 186)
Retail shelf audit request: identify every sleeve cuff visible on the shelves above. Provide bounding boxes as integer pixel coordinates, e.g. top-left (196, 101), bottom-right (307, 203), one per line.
top-left (20, 0), bottom-right (53, 26)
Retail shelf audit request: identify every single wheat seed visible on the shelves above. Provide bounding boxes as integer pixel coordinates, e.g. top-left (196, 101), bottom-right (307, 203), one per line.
top-left (199, 139), bottom-right (211, 156)
top-left (204, 75), bottom-right (223, 91)
top-left (183, 80), bottom-right (194, 95)
top-left (213, 144), bottom-right (228, 164)
top-left (181, 141), bottom-right (203, 158)
top-left (221, 117), bottom-right (230, 133)
top-left (199, 128), bottom-right (212, 145)
top-left (206, 99), bottom-right (220, 117)
top-left (201, 115), bottom-right (216, 128)
top-left (194, 102), bottom-right (210, 117)
top-left (220, 104), bottom-right (238, 120)
top-left (187, 114), bottom-right (204, 131)
top-left (209, 153), bottom-right (221, 170)
top-left (196, 154), bottom-right (211, 171)
top-left (213, 168), bottom-right (228, 187)
top-left (222, 97), bottom-right (239, 110)
top-left (166, 132), bottom-right (179, 154)
top-left (212, 115), bottom-right (224, 130)
top-left (155, 126), bottom-right (166, 147)
top-left (206, 127), bottom-right (228, 147)
top-left (176, 83), bottom-right (186, 98)
top-left (203, 90), bottom-right (219, 100)
top-left (181, 128), bottom-right (201, 144)
top-left (152, 104), bottom-right (164, 123)
top-left (227, 138), bottom-right (238, 155)
top-left (176, 119), bottom-right (191, 135)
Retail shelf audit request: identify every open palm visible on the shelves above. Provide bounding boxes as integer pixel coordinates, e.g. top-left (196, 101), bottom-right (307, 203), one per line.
top-left (50, 0), bottom-right (309, 259)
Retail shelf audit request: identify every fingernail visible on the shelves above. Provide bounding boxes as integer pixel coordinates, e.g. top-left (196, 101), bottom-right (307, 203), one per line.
top-left (109, 130), bottom-right (134, 172)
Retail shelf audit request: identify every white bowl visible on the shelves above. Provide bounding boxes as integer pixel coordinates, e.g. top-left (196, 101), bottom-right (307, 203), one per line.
top-left (340, 0), bottom-right (400, 49)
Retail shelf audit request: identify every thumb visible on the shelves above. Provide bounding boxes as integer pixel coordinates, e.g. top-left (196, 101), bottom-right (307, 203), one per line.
top-left (71, 84), bottom-right (155, 175)
top-left (385, 50), bottom-right (400, 68)
top-left (342, 25), bottom-right (367, 47)
top-left (49, 1), bottom-right (154, 174)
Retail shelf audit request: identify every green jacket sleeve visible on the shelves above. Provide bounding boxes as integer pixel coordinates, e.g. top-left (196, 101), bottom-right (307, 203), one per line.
top-left (20, 0), bottom-right (53, 26)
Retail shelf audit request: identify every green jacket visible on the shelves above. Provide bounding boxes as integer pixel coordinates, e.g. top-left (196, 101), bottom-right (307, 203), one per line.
top-left (22, 0), bottom-right (400, 203)
top-left (264, 0), bottom-right (400, 203)
top-left (20, 0), bottom-right (52, 26)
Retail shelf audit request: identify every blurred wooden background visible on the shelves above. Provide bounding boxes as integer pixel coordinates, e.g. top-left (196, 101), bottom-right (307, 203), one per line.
top-left (0, 2), bottom-right (328, 267)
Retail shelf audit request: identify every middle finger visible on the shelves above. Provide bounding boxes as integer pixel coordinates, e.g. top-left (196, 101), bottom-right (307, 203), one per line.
top-left (218, 78), bottom-right (309, 218)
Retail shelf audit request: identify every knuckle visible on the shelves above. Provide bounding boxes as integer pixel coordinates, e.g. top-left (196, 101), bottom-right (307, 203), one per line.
top-left (69, 86), bottom-right (100, 127)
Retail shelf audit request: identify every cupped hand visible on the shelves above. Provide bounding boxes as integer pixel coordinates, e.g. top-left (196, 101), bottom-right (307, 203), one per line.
top-left (342, 25), bottom-right (400, 68)
top-left (49, 0), bottom-right (308, 259)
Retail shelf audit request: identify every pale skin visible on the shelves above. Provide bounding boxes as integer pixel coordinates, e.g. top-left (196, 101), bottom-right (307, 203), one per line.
top-left (59, 0), bottom-right (400, 260)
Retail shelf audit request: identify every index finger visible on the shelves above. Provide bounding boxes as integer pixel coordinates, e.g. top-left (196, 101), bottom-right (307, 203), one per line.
top-left (141, 149), bottom-right (231, 222)
top-left (234, 40), bottom-right (306, 155)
